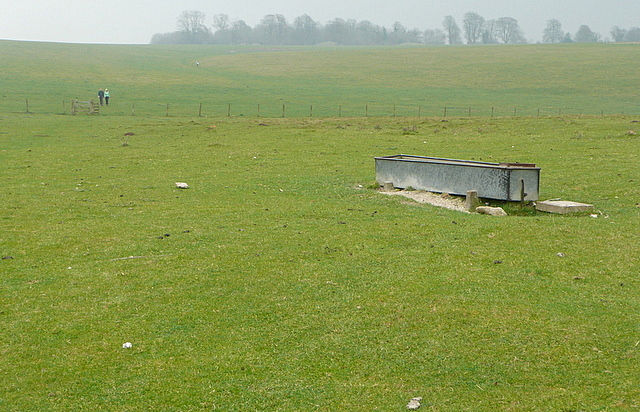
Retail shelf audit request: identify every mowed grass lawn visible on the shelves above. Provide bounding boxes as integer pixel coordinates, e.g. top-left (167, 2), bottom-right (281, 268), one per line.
top-left (1, 41), bottom-right (640, 410)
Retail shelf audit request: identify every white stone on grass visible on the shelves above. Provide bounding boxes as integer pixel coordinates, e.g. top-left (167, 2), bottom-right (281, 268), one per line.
top-left (476, 206), bottom-right (508, 216)
top-left (407, 397), bottom-right (422, 410)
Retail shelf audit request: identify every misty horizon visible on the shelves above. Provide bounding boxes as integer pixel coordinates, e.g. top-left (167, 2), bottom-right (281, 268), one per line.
top-left (1, 0), bottom-right (638, 45)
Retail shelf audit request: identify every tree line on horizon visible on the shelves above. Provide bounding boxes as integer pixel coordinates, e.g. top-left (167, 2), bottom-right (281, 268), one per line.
top-left (150, 10), bottom-right (640, 46)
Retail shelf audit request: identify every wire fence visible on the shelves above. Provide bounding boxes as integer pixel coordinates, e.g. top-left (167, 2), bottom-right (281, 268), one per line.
top-left (6, 98), bottom-right (640, 119)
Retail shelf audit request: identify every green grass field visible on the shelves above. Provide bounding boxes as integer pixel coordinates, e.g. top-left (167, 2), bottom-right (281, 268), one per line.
top-left (1, 40), bottom-right (640, 411)
top-left (1, 40), bottom-right (639, 117)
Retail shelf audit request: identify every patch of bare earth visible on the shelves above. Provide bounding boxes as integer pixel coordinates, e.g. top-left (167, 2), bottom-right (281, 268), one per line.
top-left (381, 190), bottom-right (469, 213)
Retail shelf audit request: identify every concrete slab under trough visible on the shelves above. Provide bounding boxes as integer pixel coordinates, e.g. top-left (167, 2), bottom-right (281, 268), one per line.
top-left (536, 200), bottom-right (594, 214)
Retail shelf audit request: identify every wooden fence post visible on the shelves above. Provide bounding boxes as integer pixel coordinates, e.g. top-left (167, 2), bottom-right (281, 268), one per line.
top-left (166, 103), bottom-right (169, 117)
top-left (198, 103), bottom-right (202, 117)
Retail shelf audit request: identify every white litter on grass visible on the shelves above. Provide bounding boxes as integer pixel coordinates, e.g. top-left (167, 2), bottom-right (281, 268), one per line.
top-left (122, 342), bottom-right (133, 349)
top-left (175, 182), bottom-right (189, 189)
top-left (590, 214), bottom-right (598, 218)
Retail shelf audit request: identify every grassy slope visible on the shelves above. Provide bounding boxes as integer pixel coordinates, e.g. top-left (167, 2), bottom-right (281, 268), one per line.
top-left (1, 41), bottom-right (639, 116)
top-left (1, 41), bottom-right (639, 410)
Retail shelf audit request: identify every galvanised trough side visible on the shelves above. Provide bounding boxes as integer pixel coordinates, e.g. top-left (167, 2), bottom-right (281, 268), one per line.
top-left (375, 154), bottom-right (540, 201)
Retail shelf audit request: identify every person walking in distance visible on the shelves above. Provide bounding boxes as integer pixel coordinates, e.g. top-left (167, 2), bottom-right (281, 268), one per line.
top-left (104, 89), bottom-right (110, 106)
top-left (98, 88), bottom-right (105, 106)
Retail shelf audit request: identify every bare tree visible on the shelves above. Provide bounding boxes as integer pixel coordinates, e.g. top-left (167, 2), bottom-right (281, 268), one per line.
top-left (442, 15), bottom-right (462, 45)
top-left (610, 26), bottom-right (626, 42)
top-left (495, 17), bottom-right (524, 43)
top-left (423, 29), bottom-right (446, 45)
top-left (256, 14), bottom-right (291, 45)
top-left (543, 19), bottom-right (564, 43)
top-left (626, 27), bottom-right (640, 42)
top-left (230, 20), bottom-right (253, 44)
top-left (293, 14), bottom-right (320, 45)
top-left (354, 20), bottom-right (385, 45)
top-left (389, 21), bottom-right (407, 44)
top-left (463, 12), bottom-right (485, 44)
top-left (483, 20), bottom-right (498, 44)
top-left (177, 10), bottom-right (210, 43)
top-left (575, 25), bottom-right (600, 42)
top-left (405, 28), bottom-right (423, 44)
top-left (213, 14), bottom-right (230, 31)
top-left (325, 18), bottom-right (351, 45)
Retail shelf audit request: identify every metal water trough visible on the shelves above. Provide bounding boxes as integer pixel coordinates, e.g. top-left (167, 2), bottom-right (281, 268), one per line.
top-left (375, 154), bottom-right (540, 201)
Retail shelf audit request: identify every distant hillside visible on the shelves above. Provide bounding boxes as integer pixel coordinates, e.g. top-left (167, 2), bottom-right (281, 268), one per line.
top-left (1, 40), bottom-right (638, 117)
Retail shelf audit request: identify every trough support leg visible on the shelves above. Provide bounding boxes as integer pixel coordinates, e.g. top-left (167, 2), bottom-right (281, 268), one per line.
top-left (520, 179), bottom-right (527, 202)
top-left (466, 190), bottom-right (480, 211)
top-left (382, 181), bottom-right (394, 192)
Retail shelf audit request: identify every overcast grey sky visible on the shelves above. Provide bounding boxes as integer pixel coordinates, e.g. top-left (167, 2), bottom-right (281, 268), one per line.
top-left (1, 0), bottom-right (638, 44)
